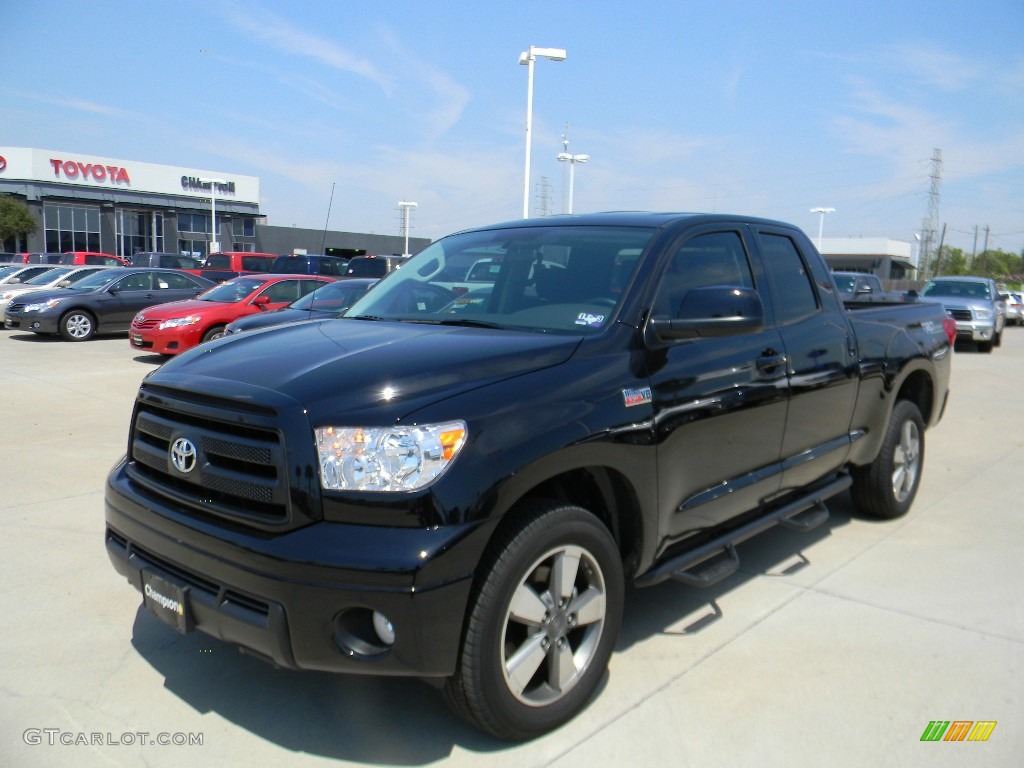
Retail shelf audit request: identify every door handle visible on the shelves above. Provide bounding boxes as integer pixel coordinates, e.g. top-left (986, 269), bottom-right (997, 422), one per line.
top-left (756, 352), bottom-right (787, 373)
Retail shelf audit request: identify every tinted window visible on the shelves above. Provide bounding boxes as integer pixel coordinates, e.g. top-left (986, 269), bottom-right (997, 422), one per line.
top-left (113, 273), bottom-right (153, 292)
top-left (654, 231), bottom-right (754, 318)
top-left (243, 256), bottom-right (273, 272)
top-left (260, 280), bottom-right (303, 304)
top-left (759, 233), bottom-right (818, 325)
top-left (154, 272), bottom-right (196, 289)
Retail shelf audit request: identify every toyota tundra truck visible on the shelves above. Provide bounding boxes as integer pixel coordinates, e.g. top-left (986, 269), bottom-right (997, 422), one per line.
top-left (105, 212), bottom-right (952, 740)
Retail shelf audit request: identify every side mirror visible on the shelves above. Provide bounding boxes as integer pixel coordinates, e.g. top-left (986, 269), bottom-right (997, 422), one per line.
top-left (647, 286), bottom-right (765, 342)
top-left (253, 295), bottom-right (271, 308)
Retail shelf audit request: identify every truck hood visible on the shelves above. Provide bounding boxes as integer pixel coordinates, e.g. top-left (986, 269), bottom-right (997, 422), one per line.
top-left (154, 318), bottom-right (582, 421)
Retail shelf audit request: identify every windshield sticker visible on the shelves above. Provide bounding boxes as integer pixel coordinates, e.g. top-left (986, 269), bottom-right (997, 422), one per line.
top-left (575, 312), bottom-right (606, 328)
top-left (623, 387), bottom-right (652, 407)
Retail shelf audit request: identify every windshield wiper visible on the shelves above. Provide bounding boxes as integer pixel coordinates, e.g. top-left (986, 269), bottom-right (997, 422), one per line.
top-left (348, 314), bottom-right (387, 321)
top-left (435, 318), bottom-right (506, 329)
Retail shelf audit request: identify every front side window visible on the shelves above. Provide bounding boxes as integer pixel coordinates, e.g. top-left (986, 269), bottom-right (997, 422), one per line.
top-left (653, 231), bottom-right (755, 319)
top-left (112, 273), bottom-right (153, 292)
top-left (345, 225), bottom-right (654, 333)
top-left (259, 280), bottom-right (304, 304)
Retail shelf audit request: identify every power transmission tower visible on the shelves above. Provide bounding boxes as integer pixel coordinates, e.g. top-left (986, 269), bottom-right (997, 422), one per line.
top-left (397, 201), bottom-right (417, 256)
top-left (919, 148), bottom-right (942, 279)
top-left (536, 176), bottom-right (553, 217)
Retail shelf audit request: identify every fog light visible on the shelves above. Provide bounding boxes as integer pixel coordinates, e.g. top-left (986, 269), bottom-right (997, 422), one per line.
top-left (372, 611), bottom-right (396, 645)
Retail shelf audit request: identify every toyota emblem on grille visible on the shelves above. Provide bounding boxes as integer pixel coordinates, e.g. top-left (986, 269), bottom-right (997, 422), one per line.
top-left (170, 437), bottom-right (197, 474)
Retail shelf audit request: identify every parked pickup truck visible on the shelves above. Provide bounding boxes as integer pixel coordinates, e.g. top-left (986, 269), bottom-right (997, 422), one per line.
top-left (198, 251), bottom-right (279, 283)
top-left (105, 213), bottom-right (952, 740)
top-left (832, 271), bottom-right (915, 303)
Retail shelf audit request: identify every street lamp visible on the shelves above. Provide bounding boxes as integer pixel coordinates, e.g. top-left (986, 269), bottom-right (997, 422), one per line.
top-left (556, 152), bottom-right (589, 213)
top-left (200, 178), bottom-right (227, 254)
top-left (519, 45), bottom-right (566, 219)
top-left (810, 207), bottom-right (835, 250)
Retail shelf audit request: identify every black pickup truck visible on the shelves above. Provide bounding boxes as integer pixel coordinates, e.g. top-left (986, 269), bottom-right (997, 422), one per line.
top-left (104, 213), bottom-right (952, 740)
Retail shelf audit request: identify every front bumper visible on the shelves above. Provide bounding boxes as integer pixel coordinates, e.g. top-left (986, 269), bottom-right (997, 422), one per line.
top-left (4, 309), bottom-right (60, 333)
top-left (129, 325), bottom-right (202, 355)
top-left (953, 320), bottom-right (995, 342)
top-left (105, 460), bottom-right (477, 677)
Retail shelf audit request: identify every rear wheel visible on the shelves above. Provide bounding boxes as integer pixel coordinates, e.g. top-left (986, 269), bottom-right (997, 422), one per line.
top-left (59, 310), bottom-right (95, 341)
top-left (444, 501), bottom-right (623, 740)
top-left (851, 400), bottom-right (925, 519)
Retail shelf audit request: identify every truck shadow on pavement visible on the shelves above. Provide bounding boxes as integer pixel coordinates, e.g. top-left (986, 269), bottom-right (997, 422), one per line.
top-left (128, 490), bottom-right (863, 761)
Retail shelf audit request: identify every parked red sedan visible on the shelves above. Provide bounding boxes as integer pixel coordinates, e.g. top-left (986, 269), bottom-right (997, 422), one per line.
top-left (129, 274), bottom-right (333, 355)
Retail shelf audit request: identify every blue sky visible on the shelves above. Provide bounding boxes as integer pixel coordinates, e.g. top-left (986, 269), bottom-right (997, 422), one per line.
top-left (4, 0), bottom-right (1023, 254)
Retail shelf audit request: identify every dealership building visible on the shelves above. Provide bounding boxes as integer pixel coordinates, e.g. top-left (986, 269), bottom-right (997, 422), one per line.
top-left (0, 147), bottom-right (427, 258)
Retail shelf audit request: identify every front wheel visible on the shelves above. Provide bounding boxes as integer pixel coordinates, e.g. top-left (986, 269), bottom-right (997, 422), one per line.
top-left (444, 501), bottom-right (624, 740)
top-left (59, 310), bottom-right (95, 341)
top-left (201, 325), bottom-right (226, 344)
top-left (851, 400), bottom-right (925, 519)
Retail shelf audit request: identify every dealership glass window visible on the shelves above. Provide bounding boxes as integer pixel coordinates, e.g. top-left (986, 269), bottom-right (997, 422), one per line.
top-left (116, 210), bottom-right (164, 257)
top-left (232, 218), bottom-right (255, 237)
top-left (231, 242), bottom-right (255, 252)
top-left (44, 204), bottom-right (101, 252)
top-left (179, 238), bottom-right (210, 258)
top-left (178, 213), bottom-right (209, 234)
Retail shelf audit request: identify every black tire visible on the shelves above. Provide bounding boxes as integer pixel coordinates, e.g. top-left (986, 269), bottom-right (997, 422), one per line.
top-left (201, 325), bottom-right (226, 344)
top-left (443, 501), bottom-right (624, 740)
top-left (59, 310), bottom-right (96, 341)
top-left (977, 340), bottom-right (993, 353)
top-left (851, 400), bottom-right (925, 519)
top-left (994, 329), bottom-right (1002, 347)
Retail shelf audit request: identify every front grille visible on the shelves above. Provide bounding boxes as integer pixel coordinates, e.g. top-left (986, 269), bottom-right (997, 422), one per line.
top-left (133, 318), bottom-right (159, 330)
top-left (8, 302), bottom-right (26, 313)
top-left (947, 308), bottom-right (972, 322)
top-left (126, 384), bottom-right (291, 526)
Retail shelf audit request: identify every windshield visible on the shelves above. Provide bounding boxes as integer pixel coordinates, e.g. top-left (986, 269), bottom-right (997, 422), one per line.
top-left (198, 277), bottom-right (265, 302)
top-left (292, 280), bottom-right (373, 311)
top-left (344, 225), bottom-right (654, 333)
top-left (66, 270), bottom-right (122, 291)
top-left (922, 280), bottom-right (991, 299)
top-left (24, 267), bottom-right (73, 285)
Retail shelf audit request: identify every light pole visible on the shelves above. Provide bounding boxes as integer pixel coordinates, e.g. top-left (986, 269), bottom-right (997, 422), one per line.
top-left (398, 201), bottom-right (417, 256)
top-left (519, 45), bottom-right (566, 219)
top-left (810, 206), bottom-right (835, 250)
top-left (556, 152), bottom-right (589, 213)
top-left (200, 178), bottom-right (227, 254)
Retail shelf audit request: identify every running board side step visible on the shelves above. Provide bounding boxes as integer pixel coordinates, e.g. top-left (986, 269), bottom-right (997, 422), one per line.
top-left (634, 474), bottom-right (851, 589)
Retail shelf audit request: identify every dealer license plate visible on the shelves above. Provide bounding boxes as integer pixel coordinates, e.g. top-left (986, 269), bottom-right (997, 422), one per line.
top-left (141, 569), bottom-right (193, 633)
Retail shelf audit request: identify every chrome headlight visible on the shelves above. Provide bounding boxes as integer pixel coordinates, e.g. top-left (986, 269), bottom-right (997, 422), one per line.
top-left (315, 421), bottom-right (467, 492)
top-left (974, 308), bottom-right (993, 320)
top-left (24, 298), bottom-right (62, 312)
top-left (158, 315), bottom-right (202, 330)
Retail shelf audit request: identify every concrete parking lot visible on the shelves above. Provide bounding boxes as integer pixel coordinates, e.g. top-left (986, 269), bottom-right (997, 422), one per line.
top-left (1, 328), bottom-right (1020, 767)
